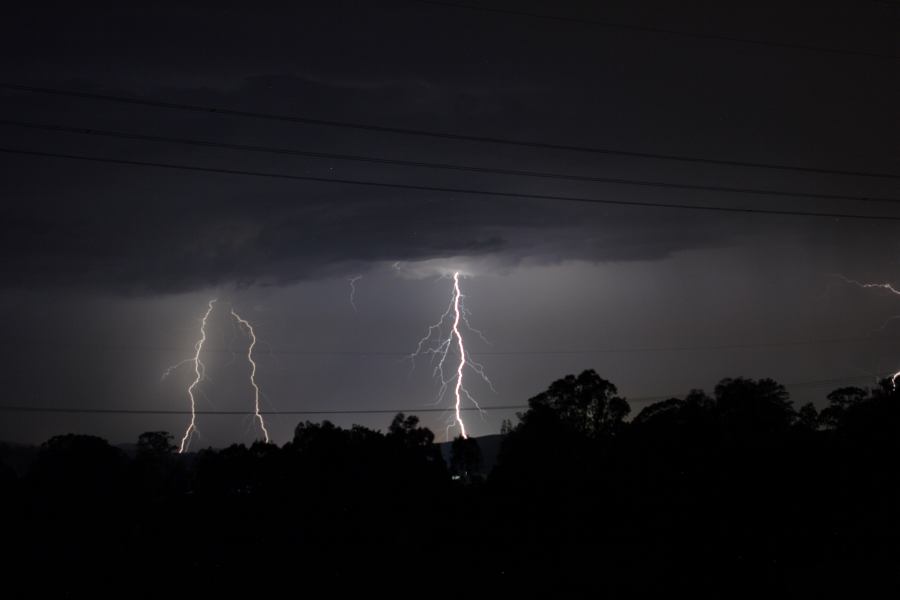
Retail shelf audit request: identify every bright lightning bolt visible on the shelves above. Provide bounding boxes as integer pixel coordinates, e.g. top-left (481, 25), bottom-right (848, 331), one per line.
top-left (410, 271), bottom-right (493, 440)
top-left (178, 299), bottom-right (216, 453)
top-left (348, 275), bottom-right (362, 313)
top-left (230, 308), bottom-right (271, 443)
top-left (835, 274), bottom-right (900, 387)
top-left (450, 273), bottom-right (470, 438)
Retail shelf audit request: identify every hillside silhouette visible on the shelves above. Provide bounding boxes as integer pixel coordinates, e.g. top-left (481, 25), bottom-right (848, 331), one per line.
top-left (1, 369), bottom-right (897, 595)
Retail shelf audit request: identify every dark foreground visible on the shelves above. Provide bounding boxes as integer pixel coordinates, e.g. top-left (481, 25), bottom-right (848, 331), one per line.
top-left (2, 371), bottom-right (897, 596)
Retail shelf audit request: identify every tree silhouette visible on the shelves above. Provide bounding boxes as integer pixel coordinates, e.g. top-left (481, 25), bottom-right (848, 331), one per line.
top-left (633, 397), bottom-right (684, 427)
top-left (133, 431), bottom-right (181, 497)
top-left (494, 369), bottom-right (631, 488)
top-left (820, 386), bottom-right (868, 429)
top-left (136, 431), bottom-right (177, 457)
top-left (387, 413), bottom-right (434, 449)
top-left (795, 402), bottom-right (820, 431)
top-left (31, 434), bottom-right (126, 497)
top-left (385, 413), bottom-right (445, 486)
top-left (713, 377), bottom-right (794, 438)
top-left (524, 369), bottom-right (630, 437)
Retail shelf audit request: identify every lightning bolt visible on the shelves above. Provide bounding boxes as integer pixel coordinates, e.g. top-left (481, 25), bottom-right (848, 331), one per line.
top-left (178, 299), bottom-right (216, 453)
top-left (348, 275), bottom-right (362, 313)
top-left (834, 274), bottom-right (900, 297)
top-left (410, 272), bottom-right (493, 440)
top-left (835, 274), bottom-right (900, 387)
top-left (230, 308), bottom-right (271, 443)
top-left (161, 358), bottom-right (193, 381)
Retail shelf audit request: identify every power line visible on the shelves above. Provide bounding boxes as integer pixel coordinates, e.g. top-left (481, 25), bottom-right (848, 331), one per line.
top-left (0, 373), bottom-right (889, 417)
top-left (4, 119), bottom-right (898, 205)
top-left (2, 83), bottom-right (897, 181)
top-left (0, 405), bottom-right (524, 415)
top-left (407, 0), bottom-right (900, 62)
top-left (10, 334), bottom-right (900, 356)
top-left (4, 146), bottom-right (900, 222)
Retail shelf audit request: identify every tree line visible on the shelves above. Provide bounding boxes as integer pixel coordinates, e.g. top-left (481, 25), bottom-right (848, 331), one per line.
top-left (1, 369), bottom-right (896, 595)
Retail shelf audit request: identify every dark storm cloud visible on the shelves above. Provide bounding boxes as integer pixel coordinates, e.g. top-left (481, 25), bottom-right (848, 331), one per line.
top-left (0, 70), bottom-right (742, 293)
top-left (1, 1), bottom-right (896, 294)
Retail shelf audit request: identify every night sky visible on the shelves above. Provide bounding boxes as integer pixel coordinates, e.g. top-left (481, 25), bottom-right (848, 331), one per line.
top-left (1, 0), bottom-right (898, 447)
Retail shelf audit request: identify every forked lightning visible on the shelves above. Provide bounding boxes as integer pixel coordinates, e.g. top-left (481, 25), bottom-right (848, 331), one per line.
top-left (410, 272), bottom-right (493, 439)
